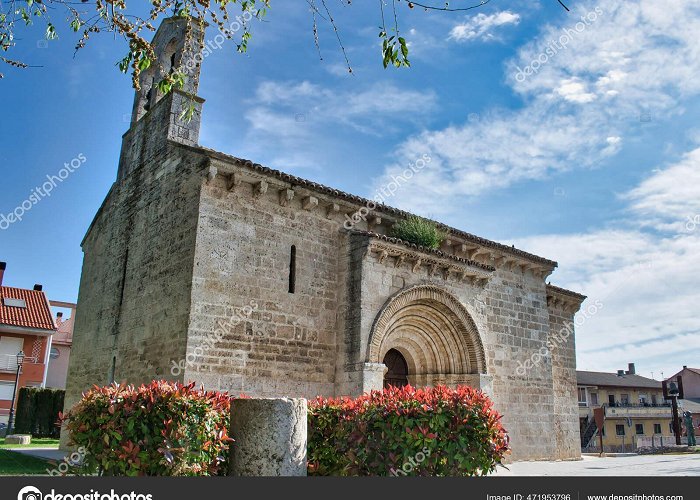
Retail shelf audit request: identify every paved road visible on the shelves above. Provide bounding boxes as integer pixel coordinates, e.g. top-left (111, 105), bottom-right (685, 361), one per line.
top-left (494, 454), bottom-right (700, 476)
top-left (8, 448), bottom-right (700, 476)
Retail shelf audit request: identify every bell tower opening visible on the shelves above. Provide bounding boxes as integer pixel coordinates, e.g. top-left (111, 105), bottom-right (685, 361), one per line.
top-left (129, 17), bottom-right (204, 124)
top-left (383, 348), bottom-right (409, 389)
top-left (118, 17), bottom-right (207, 181)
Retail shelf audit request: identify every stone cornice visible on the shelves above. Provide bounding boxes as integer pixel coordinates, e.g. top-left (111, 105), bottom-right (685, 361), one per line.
top-left (181, 144), bottom-right (558, 270)
top-left (546, 284), bottom-right (587, 313)
top-left (359, 232), bottom-right (495, 285)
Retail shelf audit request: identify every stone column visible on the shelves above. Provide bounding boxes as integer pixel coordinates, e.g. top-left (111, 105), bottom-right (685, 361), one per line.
top-left (229, 397), bottom-right (307, 476)
top-left (361, 362), bottom-right (387, 393)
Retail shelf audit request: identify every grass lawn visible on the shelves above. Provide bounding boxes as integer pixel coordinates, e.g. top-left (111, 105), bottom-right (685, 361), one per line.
top-left (0, 449), bottom-right (52, 475)
top-left (0, 438), bottom-right (60, 449)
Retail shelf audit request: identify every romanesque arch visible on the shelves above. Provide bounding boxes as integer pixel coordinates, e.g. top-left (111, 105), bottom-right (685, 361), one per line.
top-left (367, 285), bottom-right (486, 385)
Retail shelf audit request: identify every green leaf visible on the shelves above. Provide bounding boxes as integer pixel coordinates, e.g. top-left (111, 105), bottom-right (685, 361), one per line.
top-left (45, 23), bottom-right (57, 40)
top-left (138, 57), bottom-right (151, 71)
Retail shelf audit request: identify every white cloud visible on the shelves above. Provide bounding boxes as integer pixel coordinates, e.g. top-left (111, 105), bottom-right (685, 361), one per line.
top-left (242, 80), bottom-right (437, 170)
top-left (250, 80), bottom-right (436, 134)
top-left (367, 0), bottom-right (700, 376)
top-left (555, 78), bottom-right (597, 103)
top-left (624, 147), bottom-right (700, 232)
top-left (513, 149), bottom-right (700, 377)
top-left (374, 0), bottom-right (700, 212)
top-left (449, 11), bottom-right (521, 42)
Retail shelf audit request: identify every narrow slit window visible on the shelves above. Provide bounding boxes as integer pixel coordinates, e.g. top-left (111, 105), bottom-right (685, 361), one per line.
top-left (108, 356), bottom-right (116, 385)
top-left (288, 245), bottom-right (297, 294)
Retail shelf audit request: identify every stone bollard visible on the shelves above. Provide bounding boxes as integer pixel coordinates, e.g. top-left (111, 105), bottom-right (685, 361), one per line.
top-left (5, 434), bottom-right (32, 445)
top-left (229, 397), bottom-right (307, 476)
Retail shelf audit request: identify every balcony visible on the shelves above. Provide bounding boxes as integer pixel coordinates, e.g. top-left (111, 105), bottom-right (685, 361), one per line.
top-left (604, 402), bottom-right (672, 419)
top-left (0, 354), bottom-right (39, 373)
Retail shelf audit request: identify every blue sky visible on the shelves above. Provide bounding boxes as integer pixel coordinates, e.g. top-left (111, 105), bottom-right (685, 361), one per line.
top-left (1, 0), bottom-right (699, 379)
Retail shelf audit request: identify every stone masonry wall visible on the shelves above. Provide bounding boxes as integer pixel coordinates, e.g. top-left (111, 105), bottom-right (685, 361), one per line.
top-left (548, 293), bottom-right (586, 460)
top-left (352, 235), bottom-right (561, 461)
top-left (484, 268), bottom-right (559, 461)
top-left (63, 101), bottom-right (206, 443)
top-left (182, 165), bottom-right (341, 398)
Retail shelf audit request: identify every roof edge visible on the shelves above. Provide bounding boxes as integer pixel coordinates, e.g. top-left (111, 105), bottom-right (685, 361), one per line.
top-left (81, 183), bottom-right (116, 248)
top-left (353, 230), bottom-right (496, 271)
top-left (546, 283), bottom-right (587, 302)
top-left (174, 141), bottom-right (559, 268)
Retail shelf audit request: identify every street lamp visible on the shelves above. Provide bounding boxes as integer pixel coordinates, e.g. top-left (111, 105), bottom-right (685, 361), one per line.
top-left (6, 351), bottom-right (25, 436)
top-left (668, 381), bottom-right (681, 446)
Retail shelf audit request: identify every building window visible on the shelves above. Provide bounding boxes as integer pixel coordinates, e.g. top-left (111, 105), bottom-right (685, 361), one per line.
top-left (2, 298), bottom-right (26, 308)
top-left (0, 381), bottom-right (15, 401)
top-left (578, 388), bottom-right (587, 406)
top-left (639, 394), bottom-right (647, 405)
top-left (288, 245), bottom-right (297, 294)
top-left (670, 422), bottom-right (675, 434)
top-left (590, 393), bottom-right (598, 406)
top-left (49, 347), bottom-right (60, 360)
top-left (620, 394), bottom-right (629, 405)
top-left (108, 356), bottom-right (116, 385)
top-left (608, 394), bottom-right (615, 406)
top-left (635, 423), bottom-right (644, 435)
top-left (616, 425), bottom-right (625, 436)
top-left (654, 424), bottom-right (662, 434)
top-left (0, 336), bottom-right (24, 371)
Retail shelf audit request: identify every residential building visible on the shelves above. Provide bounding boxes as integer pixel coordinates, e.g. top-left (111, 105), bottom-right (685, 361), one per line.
top-left (666, 366), bottom-right (700, 399)
top-left (45, 301), bottom-right (76, 390)
top-left (578, 363), bottom-right (674, 452)
top-left (0, 262), bottom-right (57, 426)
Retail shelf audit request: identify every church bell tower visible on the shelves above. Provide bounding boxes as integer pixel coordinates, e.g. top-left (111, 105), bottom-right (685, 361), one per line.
top-left (118, 17), bottom-right (206, 181)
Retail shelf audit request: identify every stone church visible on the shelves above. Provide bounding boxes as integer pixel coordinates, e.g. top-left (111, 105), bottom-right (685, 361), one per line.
top-left (64, 18), bottom-right (586, 461)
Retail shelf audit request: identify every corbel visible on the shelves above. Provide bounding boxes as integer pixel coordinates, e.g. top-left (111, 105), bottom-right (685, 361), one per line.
top-left (279, 188), bottom-right (295, 207)
top-left (302, 196), bottom-right (319, 211)
top-left (227, 172), bottom-right (242, 192)
top-left (207, 165), bottom-right (217, 184)
top-left (326, 203), bottom-right (340, 219)
top-left (412, 259), bottom-right (423, 273)
top-left (254, 180), bottom-right (268, 198)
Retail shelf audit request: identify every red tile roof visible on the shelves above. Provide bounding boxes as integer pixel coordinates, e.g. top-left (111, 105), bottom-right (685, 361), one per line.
top-left (0, 286), bottom-right (57, 331)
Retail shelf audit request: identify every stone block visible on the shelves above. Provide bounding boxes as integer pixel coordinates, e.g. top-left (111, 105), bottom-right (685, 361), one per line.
top-left (229, 397), bottom-right (307, 476)
top-left (5, 434), bottom-right (31, 445)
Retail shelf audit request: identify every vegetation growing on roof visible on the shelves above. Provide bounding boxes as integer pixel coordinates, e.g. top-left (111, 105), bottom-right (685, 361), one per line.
top-left (391, 215), bottom-right (446, 250)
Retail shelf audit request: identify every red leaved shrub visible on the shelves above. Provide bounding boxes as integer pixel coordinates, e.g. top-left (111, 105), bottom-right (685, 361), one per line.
top-left (62, 381), bottom-right (232, 476)
top-left (307, 385), bottom-right (509, 476)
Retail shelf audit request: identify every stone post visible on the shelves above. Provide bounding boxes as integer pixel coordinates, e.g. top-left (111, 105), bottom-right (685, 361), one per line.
top-left (229, 397), bottom-right (307, 476)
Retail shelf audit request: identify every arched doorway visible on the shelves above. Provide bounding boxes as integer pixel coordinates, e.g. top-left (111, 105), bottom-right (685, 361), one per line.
top-left (383, 349), bottom-right (409, 388)
top-left (368, 285), bottom-right (486, 387)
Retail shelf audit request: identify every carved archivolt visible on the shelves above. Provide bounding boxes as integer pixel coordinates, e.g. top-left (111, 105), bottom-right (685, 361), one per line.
top-left (367, 284), bottom-right (486, 375)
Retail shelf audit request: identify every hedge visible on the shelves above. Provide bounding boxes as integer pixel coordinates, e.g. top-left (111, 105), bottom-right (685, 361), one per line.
top-left (62, 381), bottom-right (232, 476)
top-left (65, 382), bottom-right (509, 476)
top-left (308, 385), bottom-right (510, 476)
top-left (14, 387), bottom-right (65, 438)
